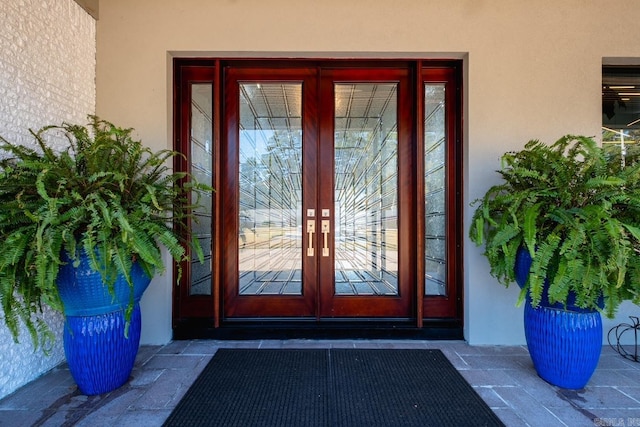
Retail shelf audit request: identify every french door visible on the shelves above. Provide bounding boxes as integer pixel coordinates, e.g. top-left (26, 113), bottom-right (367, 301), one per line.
top-left (223, 66), bottom-right (412, 318)
top-left (174, 60), bottom-right (462, 330)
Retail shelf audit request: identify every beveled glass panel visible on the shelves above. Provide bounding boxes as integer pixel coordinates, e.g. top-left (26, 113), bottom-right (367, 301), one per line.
top-left (334, 83), bottom-right (398, 296)
top-left (424, 84), bottom-right (447, 296)
top-left (238, 83), bottom-right (303, 295)
top-left (190, 84), bottom-right (213, 296)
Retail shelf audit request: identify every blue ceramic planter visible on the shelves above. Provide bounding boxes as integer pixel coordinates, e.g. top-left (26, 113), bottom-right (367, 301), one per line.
top-left (515, 247), bottom-right (603, 389)
top-left (64, 305), bottom-right (142, 395)
top-left (524, 299), bottom-right (602, 389)
top-left (57, 251), bottom-right (152, 395)
top-left (57, 251), bottom-right (151, 316)
top-left (515, 247), bottom-right (603, 312)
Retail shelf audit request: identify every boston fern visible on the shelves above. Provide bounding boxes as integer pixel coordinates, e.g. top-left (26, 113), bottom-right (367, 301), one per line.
top-left (0, 116), bottom-right (209, 349)
top-left (470, 135), bottom-right (640, 318)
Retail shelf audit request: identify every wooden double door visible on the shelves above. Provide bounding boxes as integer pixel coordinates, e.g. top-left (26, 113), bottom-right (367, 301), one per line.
top-left (174, 60), bottom-right (462, 329)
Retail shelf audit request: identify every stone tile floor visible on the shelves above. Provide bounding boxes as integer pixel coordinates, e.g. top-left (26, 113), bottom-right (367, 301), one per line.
top-left (0, 340), bottom-right (638, 426)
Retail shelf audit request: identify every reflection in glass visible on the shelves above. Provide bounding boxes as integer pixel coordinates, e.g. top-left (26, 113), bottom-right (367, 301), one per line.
top-left (424, 84), bottom-right (447, 296)
top-left (334, 83), bottom-right (398, 296)
top-left (238, 83), bottom-right (303, 295)
top-left (190, 84), bottom-right (213, 295)
top-left (602, 67), bottom-right (640, 167)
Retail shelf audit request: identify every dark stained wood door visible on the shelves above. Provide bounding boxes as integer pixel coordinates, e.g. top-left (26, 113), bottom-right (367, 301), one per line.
top-left (222, 67), bottom-right (319, 317)
top-left (317, 68), bottom-right (414, 318)
top-left (221, 65), bottom-right (414, 319)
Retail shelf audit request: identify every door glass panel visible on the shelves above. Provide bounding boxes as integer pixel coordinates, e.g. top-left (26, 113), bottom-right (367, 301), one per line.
top-left (334, 83), bottom-right (399, 296)
top-left (190, 84), bottom-right (213, 296)
top-left (238, 83), bottom-right (303, 295)
top-left (424, 84), bottom-right (447, 296)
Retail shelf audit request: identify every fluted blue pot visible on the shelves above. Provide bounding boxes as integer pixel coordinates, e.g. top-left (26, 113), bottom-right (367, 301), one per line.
top-left (524, 299), bottom-right (602, 389)
top-left (57, 251), bottom-right (152, 395)
top-left (63, 305), bottom-right (142, 395)
top-left (515, 247), bottom-right (603, 389)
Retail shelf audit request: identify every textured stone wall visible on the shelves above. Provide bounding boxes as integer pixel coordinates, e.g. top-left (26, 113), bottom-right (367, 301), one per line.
top-left (0, 0), bottom-right (95, 399)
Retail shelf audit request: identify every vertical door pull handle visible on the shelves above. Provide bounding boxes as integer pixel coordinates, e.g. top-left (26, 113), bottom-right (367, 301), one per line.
top-left (321, 220), bottom-right (330, 257)
top-left (307, 220), bottom-right (315, 257)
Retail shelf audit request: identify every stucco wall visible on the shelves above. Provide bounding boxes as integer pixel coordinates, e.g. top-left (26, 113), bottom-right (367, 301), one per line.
top-left (0, 0), bottom-right (95, 399)
top-left (95, 0), bottom-right (640, 346)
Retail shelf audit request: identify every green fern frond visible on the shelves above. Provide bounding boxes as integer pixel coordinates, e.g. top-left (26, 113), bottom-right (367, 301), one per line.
top-left (523, 203), bottom-right (541, 254)
top-left (0, 116), bottom-right (212, 350)
top-left (527, 233), bottom-right (561, 307)
top-left (470, 134), bottom-right (640, 316)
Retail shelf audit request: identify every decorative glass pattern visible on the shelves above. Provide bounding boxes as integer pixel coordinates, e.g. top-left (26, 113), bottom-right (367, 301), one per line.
top-left (189, 84), bottom-right (214, 296)
top-left (238, 83), bottom-right (303, 295)
top-left (424, 84), bottom-right (447, 296)
top-left (334, 83), bottom-right (399, 296)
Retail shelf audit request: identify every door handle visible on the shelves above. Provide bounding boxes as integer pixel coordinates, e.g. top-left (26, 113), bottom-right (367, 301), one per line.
top-left (321, 220), bottom-right (330, 257)
top-left (307, 220), bottom-right (315, 257)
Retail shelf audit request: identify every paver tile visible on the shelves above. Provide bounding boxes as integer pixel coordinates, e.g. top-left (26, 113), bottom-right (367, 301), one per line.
top-left (1, 343), bottom-right (639, 426)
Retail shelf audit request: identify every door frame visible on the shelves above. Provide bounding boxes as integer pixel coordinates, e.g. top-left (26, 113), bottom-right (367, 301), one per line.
top-left (172, 58), bottom-right (464, 337)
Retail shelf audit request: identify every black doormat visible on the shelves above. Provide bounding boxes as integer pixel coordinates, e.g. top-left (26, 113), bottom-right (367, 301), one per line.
top-left (163, 349), bottom-right (504, 427)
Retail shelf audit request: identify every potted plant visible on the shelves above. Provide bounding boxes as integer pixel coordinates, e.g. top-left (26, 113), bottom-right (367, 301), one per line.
top-left (0, 116), bottom-right (209, 395)
top-left (469, 135), bottom-right (640, 389)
